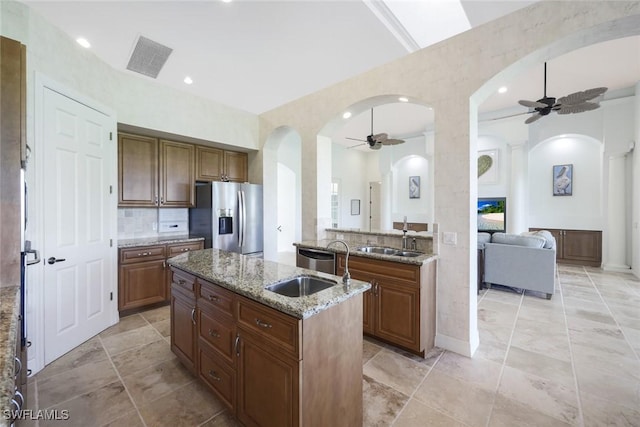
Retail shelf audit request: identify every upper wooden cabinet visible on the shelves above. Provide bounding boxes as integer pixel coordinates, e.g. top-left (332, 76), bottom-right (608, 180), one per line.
top-left (118, 133), bottom-right (195, 207)
top-left (196, 145), bottom-right (248, 183)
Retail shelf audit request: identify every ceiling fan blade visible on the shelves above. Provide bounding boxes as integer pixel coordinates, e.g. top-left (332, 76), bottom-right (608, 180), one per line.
top-left (487, 111), bottom-right (532, 121)
top-left (557, 87), bottom-right (607, 105)
top-left (525, 113), bottom-right (543, 124)
top-left (556, 101), bottom-right (600, 115)
top-left (372, 133), bottom-right (388, 141)
top-left (347, 142), bottom-right (366, 149)
top-left (381, 138), bottom-right (405, 146)
top-left (519, 100), bottom-right (547, 109)
top-left (345, 137), bottom-right (365, 142)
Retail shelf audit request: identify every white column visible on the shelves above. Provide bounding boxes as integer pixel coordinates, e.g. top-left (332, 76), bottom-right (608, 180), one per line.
top-left (604, 153), bottom-right (631, 270)
top-left (508, 142), bottom-right (527, 233)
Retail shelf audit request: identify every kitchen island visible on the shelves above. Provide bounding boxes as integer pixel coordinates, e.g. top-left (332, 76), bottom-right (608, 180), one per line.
top-left (167, 249), bottom-right (370, 427)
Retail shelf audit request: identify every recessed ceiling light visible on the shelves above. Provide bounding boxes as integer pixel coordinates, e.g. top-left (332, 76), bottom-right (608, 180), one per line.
top-left (221, 0), bottom-right (233, 3)
top-left (76, 38), bottom-right (91, 48)
top-left (498, 86), bottom-right (508, 94)
top-left (184, 76), bottom-right (193, 85)
top-left (342, 111), bottom-right (352, 119)
top-left (398, 97), bottom-right (409, 102)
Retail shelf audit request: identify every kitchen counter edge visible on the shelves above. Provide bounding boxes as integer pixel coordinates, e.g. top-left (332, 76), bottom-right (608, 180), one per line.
top-left (118, 235), bottom-right (204, 249)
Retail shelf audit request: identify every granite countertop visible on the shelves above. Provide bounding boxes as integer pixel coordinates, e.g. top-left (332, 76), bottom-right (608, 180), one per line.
top-left (326, 228), bottom-right (433, 239)
top-left (0, 286), bottom-right (20, 426)
top-left (118, 235), bottom-right (204, 249)
top-left (294, 239), bottom-right (438, 266)
top-left (167, 249), bottom-right (370, 319)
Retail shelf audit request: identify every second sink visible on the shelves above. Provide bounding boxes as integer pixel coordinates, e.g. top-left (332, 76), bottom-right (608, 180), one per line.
top-left (356, 246), bottom-right (422, 257)
top-left (266, 275), bottom-right (337, 297)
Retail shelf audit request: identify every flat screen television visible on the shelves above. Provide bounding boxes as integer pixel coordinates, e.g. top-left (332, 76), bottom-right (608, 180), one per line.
top-left (477, 197), bottom-right (506, 233)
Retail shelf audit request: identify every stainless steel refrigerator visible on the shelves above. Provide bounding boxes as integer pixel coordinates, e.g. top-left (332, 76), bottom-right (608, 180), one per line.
top-left (189, 182), bottom-right (263, 256)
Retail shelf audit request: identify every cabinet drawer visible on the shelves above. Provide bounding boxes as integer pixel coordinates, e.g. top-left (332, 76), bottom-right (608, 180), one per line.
top-left (340, 254), bottom-right (420, 287)
top-left (167, 241), bottom-right (203, 257)
top-left (237, 296), bottom-right (300, 358)
top-left (198, 280), bottom-right (235, 318)
top-left (198, 342), bottom-right (235, 410)
top-left (171, 268), bottom-right (196, 294)
top-left (119, 245), bottom-right (166, 264)
top-left (198, 309), bottom-right (235, 365)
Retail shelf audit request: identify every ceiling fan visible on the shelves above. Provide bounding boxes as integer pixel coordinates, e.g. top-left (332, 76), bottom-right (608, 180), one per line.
top-left (346, 108), bottom-right (405, 150)
top-left (517, 62), bottom-right (607, 124)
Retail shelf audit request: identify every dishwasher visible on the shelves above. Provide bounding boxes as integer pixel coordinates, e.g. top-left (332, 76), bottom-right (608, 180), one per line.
top-left (296, 247), bottom-right (336, 274)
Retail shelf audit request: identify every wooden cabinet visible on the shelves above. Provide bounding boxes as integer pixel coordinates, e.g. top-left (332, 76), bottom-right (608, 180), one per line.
top-left (196, 145), bottom-right (248, 183)
top-left (530, 228), bottom-right (602, 267)
top-left (170, 269), bottom-right (197, 373)
top-left (338, 254), bottom-right (436, 356)
top-left (118, 245), bottom-right (167, 311)
top-left (171, 267), bottom-right (363, 426)
top-left (118, 133), bottom-right (195, 207)
top-left (118, 240), bottom-right (203, 312)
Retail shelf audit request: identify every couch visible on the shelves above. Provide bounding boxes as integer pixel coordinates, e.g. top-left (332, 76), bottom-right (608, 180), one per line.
top-left (482, 230), bottom-right (557, 299)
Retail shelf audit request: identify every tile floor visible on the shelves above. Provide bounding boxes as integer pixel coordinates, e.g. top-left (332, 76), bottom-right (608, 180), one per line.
top-left (22, 264), bottom-right (640, 426)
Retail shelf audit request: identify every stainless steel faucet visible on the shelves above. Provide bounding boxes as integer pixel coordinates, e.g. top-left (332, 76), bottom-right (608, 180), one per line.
top-left (326, 240), bottom-right (351, 287)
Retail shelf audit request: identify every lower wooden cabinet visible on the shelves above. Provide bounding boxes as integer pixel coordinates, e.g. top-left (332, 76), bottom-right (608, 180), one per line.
top-left (338, 254), bottom-right (436, 356)
top-left (529, 228), bottom-right (602, 267)
top-left (118, 240), bottom-right (203, 312)
top-left (170, 267), bottom-right (363, 427)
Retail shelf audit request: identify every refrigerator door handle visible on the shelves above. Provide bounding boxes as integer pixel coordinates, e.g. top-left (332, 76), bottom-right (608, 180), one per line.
top-left (238, 190), bottom-right (245, 248)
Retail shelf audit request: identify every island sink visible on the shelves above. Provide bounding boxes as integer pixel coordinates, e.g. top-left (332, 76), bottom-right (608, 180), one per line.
top-left (266, 275), bottom-right (337, 297)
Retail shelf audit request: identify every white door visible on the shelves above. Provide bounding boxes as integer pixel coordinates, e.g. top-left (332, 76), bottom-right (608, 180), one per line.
top-left (369, 182), bottom-right (381, 231)
top-left (43, 88), bottom-right (116, 363)
top-left (276, 163), bottom-right (296, 265)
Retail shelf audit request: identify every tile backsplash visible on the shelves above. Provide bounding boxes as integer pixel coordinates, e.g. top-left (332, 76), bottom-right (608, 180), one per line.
top-left (118, 208), bottom-right (189, 240)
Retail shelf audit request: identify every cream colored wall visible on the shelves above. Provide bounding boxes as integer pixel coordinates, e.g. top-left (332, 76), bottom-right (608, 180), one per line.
top-left (259, 2), bottom-right (640, 356)
top-left (1, 0), bottom-right (259, 152)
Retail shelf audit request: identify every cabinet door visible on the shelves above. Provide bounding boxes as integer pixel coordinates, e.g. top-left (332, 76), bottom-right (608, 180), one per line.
top-left (170, 287), bottom-right (197, 373)
top-left (118, 259), bottom-right (167, 311)
top-left (159, 139), bottom-right (195, 207)
top-left (374, 280), bottom-right (420, 352)
top-left (337, 254), bottom-right (374, 334)
top-left (224, 151), bottom-right (248, 182)
top-left (118, 133), bottom-right (158, 207)
top-left (563, 230), bottom-right (602, 264)
top-left (196, 146), bottom-right (223, 181)
top-left (237, 329), bottom-right (299, 427)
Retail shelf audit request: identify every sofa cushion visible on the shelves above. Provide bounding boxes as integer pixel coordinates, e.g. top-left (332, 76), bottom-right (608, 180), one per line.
top-left (491, 232), bottom-right (545, 248)
top-left (520, 230), bottom-right (556, 250)
top-left (477, 232), bottom-right (491, 249)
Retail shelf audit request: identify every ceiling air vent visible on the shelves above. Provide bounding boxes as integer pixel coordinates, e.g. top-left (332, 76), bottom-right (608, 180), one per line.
top-left (126, 35), bottom-right (173, 78)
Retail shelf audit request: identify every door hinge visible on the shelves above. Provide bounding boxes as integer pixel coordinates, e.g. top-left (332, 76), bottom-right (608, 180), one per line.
top-left (110, 239), bottom-right (113, 247)
top-left (110, 292), bottom-right (113, 301)
top-left (109, 131), bottom-right (113, 141)
top-left (109, 185), bottom-right (113, 194)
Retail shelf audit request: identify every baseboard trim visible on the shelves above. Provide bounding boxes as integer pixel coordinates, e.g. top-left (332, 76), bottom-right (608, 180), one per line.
top-left (435, 331), bottom-right (479, 357)
top-left (602, 263), bottom-right (632, 272)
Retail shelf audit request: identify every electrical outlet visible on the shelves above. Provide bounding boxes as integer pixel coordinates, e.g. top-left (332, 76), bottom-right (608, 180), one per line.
top-left (443, 231), bottom-right (457, 245)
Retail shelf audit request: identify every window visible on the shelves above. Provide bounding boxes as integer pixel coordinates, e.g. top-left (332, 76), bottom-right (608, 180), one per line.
top-left (331, 180), bottom-right (340, 228)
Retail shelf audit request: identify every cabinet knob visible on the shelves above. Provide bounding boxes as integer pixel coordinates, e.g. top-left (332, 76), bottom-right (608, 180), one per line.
top-left (208, 295), bottom-right (219, 303)
top-left (208, 329), bottom-right (220, 338)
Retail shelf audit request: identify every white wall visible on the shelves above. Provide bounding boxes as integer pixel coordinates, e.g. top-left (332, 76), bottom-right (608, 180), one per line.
top-left (331, 143), bottom-right (370, 229)
top-left (391, 155), bottom-right (430, 224)
top-left (277, 132), bottom-right (302, 250)
top-left (529, 135), bottom-right (603, 230)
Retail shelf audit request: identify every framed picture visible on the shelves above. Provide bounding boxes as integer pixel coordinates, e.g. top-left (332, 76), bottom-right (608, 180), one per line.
top-left (409, 176), bottom-right (420, 199)
top-left (350, 199), bottom-right (360, 215)
top-left (478, 149), bottom-right (499, 184)
top-left (553, 164), bottom-right (573, 196)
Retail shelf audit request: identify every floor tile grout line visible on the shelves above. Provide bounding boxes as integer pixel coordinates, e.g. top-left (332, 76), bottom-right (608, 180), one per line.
top-left (388, 348), bottom-right (470, 427)
top-left (483, 288), bottom-right (524, 427)
top-left (582, 268), bottom-right (640, 362)
top-left (558, 265), bottom-right (585, 427)
top-left (97, 333), bottom-right (149, 427)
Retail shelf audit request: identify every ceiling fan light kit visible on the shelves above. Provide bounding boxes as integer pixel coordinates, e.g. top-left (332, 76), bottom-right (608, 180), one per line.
top-left (518, 62), bottom-right (607, 124)
top-left (347, 108), bottom-right (406, 150)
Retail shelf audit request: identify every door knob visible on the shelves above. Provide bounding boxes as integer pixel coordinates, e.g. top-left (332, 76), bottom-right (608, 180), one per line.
top-left (47, 257), bottom-right (66, 265)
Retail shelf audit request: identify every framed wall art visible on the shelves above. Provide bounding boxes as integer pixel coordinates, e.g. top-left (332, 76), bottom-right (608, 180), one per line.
top-left (553, 164), bottom-right (573, 196)
top-left (478, 149), bottom-right (499, 184)
top-left (409, 176), bottom-right (420, 199)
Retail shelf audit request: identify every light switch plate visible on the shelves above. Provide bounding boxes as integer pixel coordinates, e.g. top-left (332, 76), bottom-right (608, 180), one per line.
top-left (443, 231), bottom-right (457, 245)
